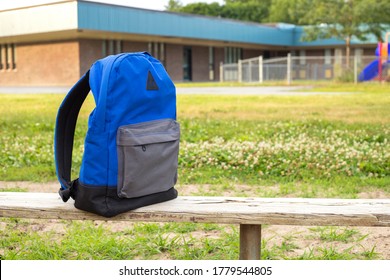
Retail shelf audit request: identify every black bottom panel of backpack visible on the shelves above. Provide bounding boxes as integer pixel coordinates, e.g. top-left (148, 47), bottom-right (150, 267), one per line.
top-left (73, 180), bottom-right (178, 217)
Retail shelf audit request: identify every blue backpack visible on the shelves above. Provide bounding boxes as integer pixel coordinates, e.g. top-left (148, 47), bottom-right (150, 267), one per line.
top-left (54, 52), bottom-right (179, 217)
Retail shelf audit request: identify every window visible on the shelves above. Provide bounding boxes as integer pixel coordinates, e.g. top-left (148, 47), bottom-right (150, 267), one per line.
top-left (102, 40), bottom-right (122, 57)
top-left (224, 47), bottom-right (242, 64)
top-left (209, 47), bottom-right (214, 80)
top-left (354, 48), bottom-right (363, 64)
top-left (0, 45), bottom-right (3, 70)
top-left (299, 50), bottom-right (306, 65)
top-left (108, 40), bottom-right (114, 55)
top-left (115, 40), bottom-right (122, 54)
top-left (183, 46), bottom-right (192, 81)
top-left (11, 44), bottom-right (16, 69)
top-left (335, 48), bottom-right (343, 65)
top-left (159, 43), bottom-right (165, 66)
top-left (148, 42), bottom-right (166, 65)
top-left (324, 49), bottom-right (332, 65)
top-left (0, 44), bottom-right (16, 70)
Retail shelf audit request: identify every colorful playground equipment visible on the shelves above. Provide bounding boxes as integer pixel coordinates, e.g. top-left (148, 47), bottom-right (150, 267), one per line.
top-left (358, 41), bottom-right (390, 81)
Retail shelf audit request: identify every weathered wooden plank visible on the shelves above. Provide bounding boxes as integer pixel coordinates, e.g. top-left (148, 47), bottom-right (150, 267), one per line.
top-left (1, 192), bottom-right (390, 227)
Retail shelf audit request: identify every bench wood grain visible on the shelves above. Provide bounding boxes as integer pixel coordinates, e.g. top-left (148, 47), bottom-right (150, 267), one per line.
top-left (1, 192), bottom-right (390, 259)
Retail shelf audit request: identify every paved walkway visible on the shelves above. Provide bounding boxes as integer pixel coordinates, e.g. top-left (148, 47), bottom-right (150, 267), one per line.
top-left (177, 86), bottom-right (309, 95)
top-left (0, 85), bottom-right (351, 96)
top-left (0, 86), bottom-right (70, 94)
top-left (176, 86), bottom-right (352, 95)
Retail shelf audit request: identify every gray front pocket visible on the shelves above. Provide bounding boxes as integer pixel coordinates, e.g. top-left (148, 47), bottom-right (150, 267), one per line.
top-left (117, 119), bottom-right (180, 198)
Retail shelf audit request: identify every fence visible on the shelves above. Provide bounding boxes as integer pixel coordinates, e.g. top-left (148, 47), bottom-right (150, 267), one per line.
top-left (220, 54), bottom-right (390, 83)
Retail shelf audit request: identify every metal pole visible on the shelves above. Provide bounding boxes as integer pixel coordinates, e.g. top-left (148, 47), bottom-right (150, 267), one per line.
top-left (238, 59), bottom-right (242, 83)
top-left (287, 53), bottom-right (292, 85)
top-left (248, 60), bottom-right (252, 82)
top-left (219, 62), bottom-right (224, 83)
top-left (378, 42), bottom-right (383, 82)
top-left (354, 55), bottom-right (358, 84)
top-left (259, 56), bottom-right (263, 83)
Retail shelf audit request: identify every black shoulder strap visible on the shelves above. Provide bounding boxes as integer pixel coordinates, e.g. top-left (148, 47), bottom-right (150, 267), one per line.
top-left (55, 71), bottom-right (90, 202)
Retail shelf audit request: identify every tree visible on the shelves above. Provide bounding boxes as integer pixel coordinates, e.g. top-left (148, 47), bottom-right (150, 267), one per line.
top-left (165, 0), bottom-right (271, 23)
top-left (180, 2), bottom-right (222, 17)
top-left (267, 0), bottom-right (310, 24)
top-left (301, 0), bottom-right (390, 66)
top-left (164, 0), bottom-right (183, 12)
top-left (222, 0), bottom-right (271, 22)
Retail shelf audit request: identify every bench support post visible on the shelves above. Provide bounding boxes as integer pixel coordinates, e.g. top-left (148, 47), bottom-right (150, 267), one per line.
top-left (239, 224), bottom-right (262, 260)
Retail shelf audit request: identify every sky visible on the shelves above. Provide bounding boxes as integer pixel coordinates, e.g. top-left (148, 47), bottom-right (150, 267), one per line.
top-left (1, 0), bottom-right (226, 11)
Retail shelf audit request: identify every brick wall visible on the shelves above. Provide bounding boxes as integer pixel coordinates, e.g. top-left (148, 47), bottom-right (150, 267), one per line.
top-left (4, 38), bottom-right (373, 86)
top-left (165, 44), bottom-right (183, 82)
top-left (192, 46), bottom-right (209, 81)
top-left (243, 49), bottom-right (263, 59)
top-left (0, 40), bottom-right (79, 86)
top-left (122, 41), bottom-right (148, 53)
top-left (79, 39), bottom-right (102, 75)
top-left (77, 41), bottom-right (185, 83)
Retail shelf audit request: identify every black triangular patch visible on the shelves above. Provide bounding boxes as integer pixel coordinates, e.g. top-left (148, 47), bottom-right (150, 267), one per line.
top-left (146, 71), bottom-right (159, 90)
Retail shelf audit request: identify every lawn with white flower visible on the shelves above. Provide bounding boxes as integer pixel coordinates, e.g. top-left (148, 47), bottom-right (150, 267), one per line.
top-left (0, 84), bottom-right (389, 198)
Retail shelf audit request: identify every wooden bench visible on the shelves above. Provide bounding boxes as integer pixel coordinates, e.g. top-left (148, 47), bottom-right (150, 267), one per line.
top-left (1, 192), bottom-right (390, 259)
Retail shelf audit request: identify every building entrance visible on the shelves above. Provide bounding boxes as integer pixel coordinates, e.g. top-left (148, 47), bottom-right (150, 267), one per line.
top-left (183, 47), bottom-right (192, 81)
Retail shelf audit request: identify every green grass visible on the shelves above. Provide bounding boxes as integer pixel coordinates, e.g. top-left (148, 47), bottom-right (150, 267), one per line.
top-left (1, 90), bottom-right (389, 186)
top-left (0, 83), bottom-right (389, 260)
top-left (0, 220), bottom-right (237, 260)
top-left (308, 226), bottom-right (363, 243)
top-left (1, 220), bottom-right (380, 260)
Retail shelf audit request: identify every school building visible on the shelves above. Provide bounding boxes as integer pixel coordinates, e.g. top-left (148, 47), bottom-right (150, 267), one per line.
top-left (0, 0), bottom-right (386, 86)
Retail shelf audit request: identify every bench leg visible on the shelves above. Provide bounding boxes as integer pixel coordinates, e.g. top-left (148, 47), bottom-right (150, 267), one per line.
top-left (239, 224), bottom-right (262, 260)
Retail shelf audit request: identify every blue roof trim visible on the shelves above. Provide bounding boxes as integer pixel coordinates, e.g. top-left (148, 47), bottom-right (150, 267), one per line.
top-left (292, 26), bottom-right (387, 46)
top-left (292, 27), bottom-right (346, 46)
top-left (76, 1), bottom-right (389, 47)
top-left (77, 1), bottom-right (293, 46)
